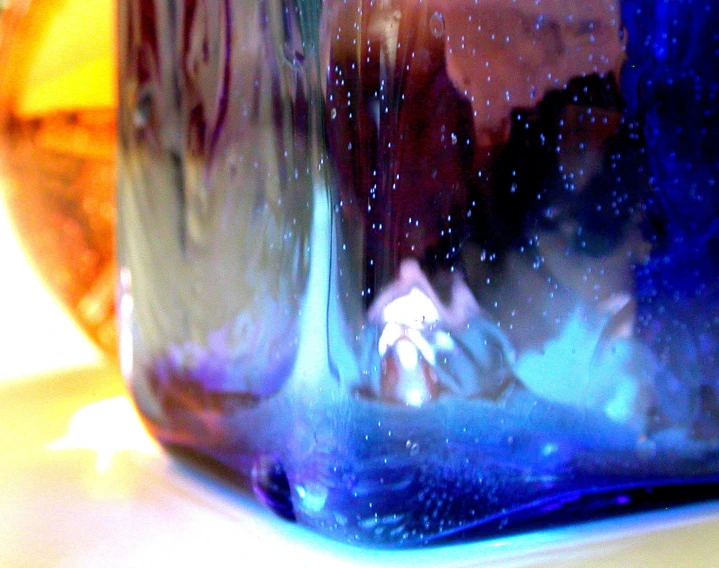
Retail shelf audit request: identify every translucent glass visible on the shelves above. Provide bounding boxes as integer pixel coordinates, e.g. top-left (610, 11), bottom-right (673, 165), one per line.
top-left (0, 0), bottom-right (117, 354)
top-left (117, 0), bottom-right (719, 546)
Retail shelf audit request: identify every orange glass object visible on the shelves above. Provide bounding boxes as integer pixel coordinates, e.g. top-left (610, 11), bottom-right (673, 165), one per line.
top-left (0, 0), bottom-right (118, 355)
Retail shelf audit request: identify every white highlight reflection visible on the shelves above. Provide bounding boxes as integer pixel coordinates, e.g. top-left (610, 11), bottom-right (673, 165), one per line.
top-left (48, 396), bottom-right (159, 472)
top-left (381, 287), bottom-right (440, 327)
top-left (405, 387), bottom-right (425, 408)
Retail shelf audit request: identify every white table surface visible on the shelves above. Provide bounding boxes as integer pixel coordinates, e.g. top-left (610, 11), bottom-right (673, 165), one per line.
top-left (2, 192), bottom-right (719, 567)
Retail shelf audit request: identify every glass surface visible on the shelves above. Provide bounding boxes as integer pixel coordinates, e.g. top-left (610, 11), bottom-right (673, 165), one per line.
top-left (117, 0), bottom-right (719, 546)
top-left (0, 0), bottom-right (117, 355)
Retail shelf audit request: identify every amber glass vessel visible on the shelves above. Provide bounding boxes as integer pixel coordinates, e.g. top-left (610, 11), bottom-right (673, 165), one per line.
top-left (0, 0), bottom-right (117, 354)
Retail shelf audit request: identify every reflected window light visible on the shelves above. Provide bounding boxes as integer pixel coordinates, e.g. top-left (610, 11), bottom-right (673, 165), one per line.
top-left (48, 396), bottom-right (159, 473)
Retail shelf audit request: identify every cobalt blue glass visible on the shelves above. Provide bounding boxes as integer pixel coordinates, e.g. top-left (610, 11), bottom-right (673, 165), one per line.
top-left (117, 0), bottom-right (719, 546)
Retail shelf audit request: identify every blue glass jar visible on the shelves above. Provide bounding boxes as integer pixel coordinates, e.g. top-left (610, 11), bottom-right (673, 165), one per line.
top-left (117, 0), bottom-right (719, 546)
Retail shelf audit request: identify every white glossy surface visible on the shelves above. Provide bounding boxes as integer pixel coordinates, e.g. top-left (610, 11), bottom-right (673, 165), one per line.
top-left (3, 364), bottom-right (719, 567)
top-left (1, 204), bottom-right (719, 566)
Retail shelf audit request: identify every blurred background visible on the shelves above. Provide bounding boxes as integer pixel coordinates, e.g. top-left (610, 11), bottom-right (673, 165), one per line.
top-left (0, 0), bottom-right (117, 366)
top-left (0, 185), bottom-right (99, 380)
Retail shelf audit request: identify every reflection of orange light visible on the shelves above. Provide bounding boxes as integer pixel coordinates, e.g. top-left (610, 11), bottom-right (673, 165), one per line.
top-left (3, 0), bottom-right (116, 116)
top-left (48, 396), bottom-right (159, 473)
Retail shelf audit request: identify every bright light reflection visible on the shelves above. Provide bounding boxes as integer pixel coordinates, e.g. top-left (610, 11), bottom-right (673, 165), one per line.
top-left (405, 388), bottom-right (425, 408)
top-left (395, 338), bottom-right (419, 369)
top-left (48, 396), bottom-right (159, 473)
top-left (379, 324), bottom-right (436, 365)
top-left (12, 0), bottom-right (116, 116)
top-left (381, 287), bottom-right (439, 327)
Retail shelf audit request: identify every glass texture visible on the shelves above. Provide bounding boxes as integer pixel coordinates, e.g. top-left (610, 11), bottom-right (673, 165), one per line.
top-left (117, 0), bottom-right (719, 546)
